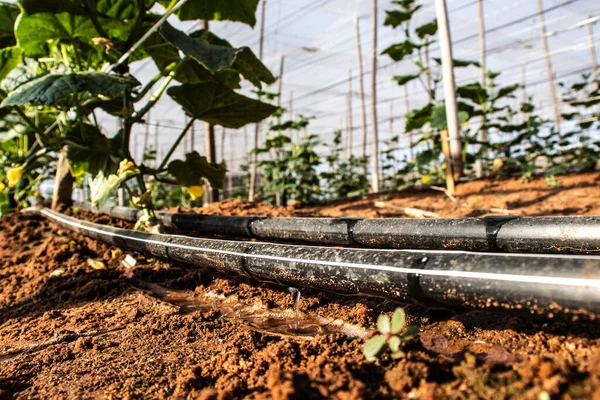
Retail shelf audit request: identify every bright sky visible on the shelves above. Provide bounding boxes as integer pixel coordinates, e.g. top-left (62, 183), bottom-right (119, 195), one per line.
top-left (103, 0), bottom-right (600, 172)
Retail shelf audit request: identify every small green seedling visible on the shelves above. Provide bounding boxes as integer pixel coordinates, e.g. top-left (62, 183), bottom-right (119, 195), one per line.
top-left (363, 307), bottom-right (419, 361)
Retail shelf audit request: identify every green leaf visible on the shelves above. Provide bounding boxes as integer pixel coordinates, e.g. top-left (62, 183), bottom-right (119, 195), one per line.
top-left (457, 83), bottom-right (487, 104)
top-left (168, 151), bottom-right (227, 190)
top-left (405, 102), bottom-right (434, 131)
top-left (415, 20), bottom-right (437, 38)
top-left (15, 12), bottom-right (97, 58)
top-left (430, 106), bottom-right (469, 130)
top-left (393, 73), bottom-right (420, 86)
top-left (0, 3), bottom-right (19, 48)
top-left (434, 58), bottom-right (480, 68)
top-left (1, 72), bottom-right (140, 107)
top-left (363, 334), bottom-right (386, 361)
top-left (160, 23), bottom-right (274, 87)
top-left (416, 149), bottom-right (437, 166)
top-left (384, 7), bottom-right (421, 28)
top-left (66, 123), bottom-right (119, 176)
top-left (167, 81), bottom-right (278, 129)
top-left (390, 350), bottom-right (406, 359)
top-left (493, 83), bottom-right (520, 102)
top-left (159, 0), bottom-right (260, 27)
top-left (388, 335), bottom-right (401, 352)
top-left (0, 47), bottom-right (23, 82)
top-left (381, 40), bottom-right (421, 62)
top-left (400, 324), bottom-right (419, 341)
top-left (377, 314), bottom-right (391, 334)
top-left (390, 307), bottom-right (406, 334)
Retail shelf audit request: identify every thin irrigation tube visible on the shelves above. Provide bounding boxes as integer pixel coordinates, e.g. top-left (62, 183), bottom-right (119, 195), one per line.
top-left (31, 208), bottom-right (600, 320)
top-left (74, 202), bottom-right (600, 255)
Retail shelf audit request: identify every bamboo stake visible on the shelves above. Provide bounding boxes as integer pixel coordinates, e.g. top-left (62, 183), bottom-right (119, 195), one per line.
top-left (249, 0), bottom-right (266, 202)
top-left (354, 15), bottom-right (368, 158)
top-left (434, 0), bottom-right (463, 178)
top-left (475, 0), bottom-right (486, 178)
top-left (370, 0), bottom-right (380, 192)
top-left (404, 85), bottom-right (413, 162)
top-left (439, 128), bottom-right (455, 194)
top-left (346, 69), bottom-right (353, 159)
top-left (277, 55), bottom-right (285, 108)
top-left (537, 0), bottom-right (561, 130)
top-left (587, 15), bottom-right (598, 88)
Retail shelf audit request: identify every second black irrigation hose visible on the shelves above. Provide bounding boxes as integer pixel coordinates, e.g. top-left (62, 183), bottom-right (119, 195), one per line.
top-left (34, 208), bottom-right (600, 321)
top-left (75, 202), bottom-right (600, 255)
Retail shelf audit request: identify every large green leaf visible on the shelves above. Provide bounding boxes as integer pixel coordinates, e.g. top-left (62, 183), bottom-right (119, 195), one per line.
top-left (415, 20), bottom-right (437, 38)
top-left (168, 151), bottom-right (227, 189)
top-left (0, 3), bottom-right (19, 48)
top-left (430, 105), bottom-right (469, 130)
top-left (66, 123), bottom-right (120, 176)
top-left (384, 7), bottom-right (421, 28)
top-left (160, 22), bottom-right (274, 88)
top-left (457, 83), bottom-right (488, 104)
top-left (167, 81), bottom-right (278, 129)
top-left (0, 47), bottom-right (23, 82)
top-left (15, 10), bottom-right (134, 60)
top-left (159, 0), bottom-right (260, 27)
top-left (15, 12), bottom-right (97, 58)
top-left (1, 72), bottom-right (140, 107)
top-left (405, 102), bottom-right (434, 131)
top-left (492, 83), bottom-right (520, 102)
top-left (381, 40), bottom-right (422, 62)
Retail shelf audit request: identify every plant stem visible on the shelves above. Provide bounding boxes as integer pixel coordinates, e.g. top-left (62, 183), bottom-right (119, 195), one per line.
top-left (132, 70), bottom-right (165, 102)
top-left (132, 56), bottom-right (187, 123)
top-left (158, 117), bottom-right (195, 170)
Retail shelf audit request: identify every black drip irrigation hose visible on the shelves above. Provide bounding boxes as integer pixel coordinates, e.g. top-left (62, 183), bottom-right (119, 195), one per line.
top-left (32, 207), bottom-right (600, 321)
top-left (74, 202), bottom-right (600, 255)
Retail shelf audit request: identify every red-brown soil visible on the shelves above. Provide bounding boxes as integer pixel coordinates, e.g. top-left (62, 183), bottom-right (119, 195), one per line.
top-left (1, 172), bottom-right (600, 399)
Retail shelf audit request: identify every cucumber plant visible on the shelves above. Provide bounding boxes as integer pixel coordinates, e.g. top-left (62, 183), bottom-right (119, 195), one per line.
top-left (0, 0), bottom-right (278, 224)
top-left (254, 114), bottom-right (321, 205)
top-left (320, 130), bottom-right (370, 199)
top-left (363, 307), bottom-right (419, 362)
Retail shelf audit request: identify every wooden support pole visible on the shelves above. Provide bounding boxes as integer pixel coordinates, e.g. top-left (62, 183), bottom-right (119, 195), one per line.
top-left (354, 16), bottom-right (368, 159)
top-left (439, 129), bottom-right (455, 194)
top-left (346, 69), bottom-right (353, 159)
top-left (537, 0), bottom-right (561, 130)
top-left (475, 0), bottom-right (486, 178)
top-left (277, 55), bottom-right (285, 108)
top-left (248, 0), bottom-right (266, 202)
top-left (370, 0), bottom-right (380, 192)
top-left (587, 15), bottom-right (598, 87)
top-left (434, 0), bottom-right (463, 178)
top-left (404, 85), bottom-right (413, 162)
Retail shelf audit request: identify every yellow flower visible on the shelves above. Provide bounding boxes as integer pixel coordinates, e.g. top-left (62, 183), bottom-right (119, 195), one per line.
top-left (421, 175), bottom-right (431, 184)
top-left (0, 182), bottom-right (5, 191)
top-left (187, 185), bottom-right (205, 200)
top-left (461, 121), bottom-right (469, 128)
top-left (117, 159), bottom-right (139, 176)
top-left (314, 186), bottom-right (320, 193)
top-left (7, 166), bottom-right (23, 188)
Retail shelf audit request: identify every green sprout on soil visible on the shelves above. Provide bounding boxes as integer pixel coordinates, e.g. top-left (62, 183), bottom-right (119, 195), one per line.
top-left (363, 307), bottom-right (419, 361)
